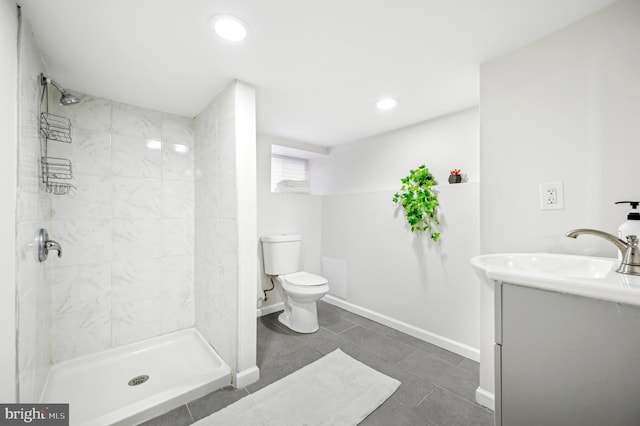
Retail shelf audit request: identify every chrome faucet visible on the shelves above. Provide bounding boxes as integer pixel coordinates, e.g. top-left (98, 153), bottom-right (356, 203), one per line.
top-left (565, 229), bottom-right (640, 276)
top-left (38, 228), bottom-right (63, 262)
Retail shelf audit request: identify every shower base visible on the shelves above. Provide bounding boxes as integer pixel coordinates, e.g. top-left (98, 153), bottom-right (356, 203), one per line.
top-left (40, 328), bottom-right (231, 426)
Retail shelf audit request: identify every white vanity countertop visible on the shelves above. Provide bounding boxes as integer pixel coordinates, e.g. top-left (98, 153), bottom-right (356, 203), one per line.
top-left (471, 253), bottom-right (640, 307)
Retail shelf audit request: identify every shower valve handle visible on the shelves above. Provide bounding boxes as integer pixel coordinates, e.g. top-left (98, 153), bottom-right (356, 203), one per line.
top-left (38, 228), bottom-right (63, 262)
top-left (45, 240), bottom-right (63, 258)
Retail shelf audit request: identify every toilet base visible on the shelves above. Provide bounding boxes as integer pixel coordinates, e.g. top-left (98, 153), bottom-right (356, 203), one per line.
top-left (278, 302), bottom-right (319, 334)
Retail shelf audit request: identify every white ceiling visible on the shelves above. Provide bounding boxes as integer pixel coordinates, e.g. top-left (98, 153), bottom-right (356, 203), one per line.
top-left (18, 0), bottom-right (617, 146)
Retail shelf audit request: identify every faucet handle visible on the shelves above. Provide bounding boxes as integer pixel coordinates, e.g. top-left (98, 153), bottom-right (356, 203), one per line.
top-left (619, 234), bottom-right (640, 276)
top-left (37, 228), bottom-right (63, 262)
top-left (45, 240), bottom-right (63, 258)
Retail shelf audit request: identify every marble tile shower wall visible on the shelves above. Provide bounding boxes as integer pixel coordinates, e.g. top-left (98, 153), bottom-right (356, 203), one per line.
top-left (48, 96), bottom-right (195, 362)
top-left (17, 19), bottom-right (51, 403)
top-left (194, 82), bottom-right (239, 371)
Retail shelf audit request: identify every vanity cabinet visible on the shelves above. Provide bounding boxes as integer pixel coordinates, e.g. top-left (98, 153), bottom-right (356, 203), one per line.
top-left (494, 282), bottom-right (640, 426)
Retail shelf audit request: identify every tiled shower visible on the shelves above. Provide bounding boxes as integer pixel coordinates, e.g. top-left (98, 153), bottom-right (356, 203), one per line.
top-left (16, 13), bottom-right (257, 412)
top-left (47, 97), bottom-right (196, 362)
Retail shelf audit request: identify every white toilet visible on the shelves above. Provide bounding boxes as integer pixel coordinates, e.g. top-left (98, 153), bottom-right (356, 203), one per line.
top-left (261, 234), bottom-right (329, 333)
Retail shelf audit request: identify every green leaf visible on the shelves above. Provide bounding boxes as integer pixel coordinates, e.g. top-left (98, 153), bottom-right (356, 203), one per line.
top-left (391, 164), bottom-right (441, 241)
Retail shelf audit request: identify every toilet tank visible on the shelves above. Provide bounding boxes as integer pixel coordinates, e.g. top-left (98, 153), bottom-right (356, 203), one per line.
top-left (261, 234), bottom-right (302, 276)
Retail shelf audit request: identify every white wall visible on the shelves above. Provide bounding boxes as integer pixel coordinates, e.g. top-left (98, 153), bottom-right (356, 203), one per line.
top-left (0, 0), bottom-right (18, 403)
top-left (481, 0), bottom-right (640, 257)
top-left (195, 82), bottom-right (239, 371)
top-left (195, 80), bottom-right (258, 384)
top-left (479, 0), bottom-right (640, 405)
top-left (234, 81), bottom-right (258, 384)
top-left (16, 11), bottom-right (50, 402)
top-left (313, 108), bottom-right (479, 195)
top-left (257, 135), bottom-right (323, 311)
top-left (316, 108), bottom-right (481, 357)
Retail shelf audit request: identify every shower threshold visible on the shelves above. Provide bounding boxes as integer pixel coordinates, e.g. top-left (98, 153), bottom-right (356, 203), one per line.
top-left (40, 328), bottom-right (231, 426)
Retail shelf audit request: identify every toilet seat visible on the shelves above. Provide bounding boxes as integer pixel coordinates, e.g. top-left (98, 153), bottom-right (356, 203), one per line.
top-left (282, 271), bottom-right (328, 287)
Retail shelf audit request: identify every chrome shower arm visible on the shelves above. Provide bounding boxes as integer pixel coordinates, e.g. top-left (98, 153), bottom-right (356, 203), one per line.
top-left (46, 77), bottom-right (66, 94)
top-left (41, 73), bottom-right (79, 105)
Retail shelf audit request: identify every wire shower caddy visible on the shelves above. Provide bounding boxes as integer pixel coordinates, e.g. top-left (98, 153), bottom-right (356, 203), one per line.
top-left (39, 74), bottom-right (75, 195)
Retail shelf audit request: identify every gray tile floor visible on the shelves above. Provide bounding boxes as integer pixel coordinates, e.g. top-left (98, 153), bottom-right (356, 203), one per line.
top-left (141, 301), bottom-right (494, 425)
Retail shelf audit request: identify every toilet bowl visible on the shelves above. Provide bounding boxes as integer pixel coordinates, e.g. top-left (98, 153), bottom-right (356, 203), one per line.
top-left (276, 272), bottom-right (329, 333)
top-left (261, 234), bottom-right (330, 334)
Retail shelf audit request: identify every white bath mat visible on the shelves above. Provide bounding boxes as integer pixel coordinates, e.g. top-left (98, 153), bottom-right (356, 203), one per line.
top-left (193, 349), bottom-right (401, 426)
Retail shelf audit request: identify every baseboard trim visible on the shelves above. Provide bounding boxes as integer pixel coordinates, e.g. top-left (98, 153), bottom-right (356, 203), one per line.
top-left (234, 366), bottom-right (260, 388)
top-left (256, 302), bottom-right (284, 317)
top-left (475, 386), bottom-right (495, 410)
top-left (322, 295), bottom-right (480, 362)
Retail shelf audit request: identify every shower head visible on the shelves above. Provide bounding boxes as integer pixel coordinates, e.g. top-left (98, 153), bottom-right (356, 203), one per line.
top-left (59, 90), bottom-right (80, 106)
top-left (42, 75), bottom-right (80, 106)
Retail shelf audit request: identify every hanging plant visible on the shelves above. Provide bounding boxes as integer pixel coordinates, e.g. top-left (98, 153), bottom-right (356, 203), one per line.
top-left (392, 164), bottom-right (440, 241)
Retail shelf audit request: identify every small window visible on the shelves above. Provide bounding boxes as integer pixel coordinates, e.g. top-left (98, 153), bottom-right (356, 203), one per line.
top-left (271, 154), bottom-right (310, 193)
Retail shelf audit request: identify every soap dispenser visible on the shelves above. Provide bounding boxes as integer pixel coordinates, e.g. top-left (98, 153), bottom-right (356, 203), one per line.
top-left (615, 201), bottom-right (640, 261)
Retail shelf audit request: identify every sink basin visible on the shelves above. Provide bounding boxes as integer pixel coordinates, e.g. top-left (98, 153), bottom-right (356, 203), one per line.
top-left (473, 253), bottom-right (640, 411)
top-left (471, 253), bottom-right (640, 307)
top-left (475, 253), bottom-right (614, 279)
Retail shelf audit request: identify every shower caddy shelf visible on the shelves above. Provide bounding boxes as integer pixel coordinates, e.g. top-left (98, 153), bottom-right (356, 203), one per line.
top-left (39, 74), bottom-right (75, 195)
top-left (40, 112), bottom-right (72, 143)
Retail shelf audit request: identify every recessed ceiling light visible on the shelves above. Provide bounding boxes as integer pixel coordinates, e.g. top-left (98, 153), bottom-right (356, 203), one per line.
top-left (376, 98), bottom-right (398, 110)
top-left (209, 15), bottom-right (248, 41)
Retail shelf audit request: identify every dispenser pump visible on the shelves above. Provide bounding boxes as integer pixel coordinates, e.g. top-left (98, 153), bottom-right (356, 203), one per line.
top-left (615, 201), bottom-right (640, 220)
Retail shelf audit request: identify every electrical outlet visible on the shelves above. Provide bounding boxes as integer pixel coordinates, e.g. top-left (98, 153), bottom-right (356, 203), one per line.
top-left (540, 182), bottom-right (564, 210)
top-left (546, 188), bottom-right (557, 204)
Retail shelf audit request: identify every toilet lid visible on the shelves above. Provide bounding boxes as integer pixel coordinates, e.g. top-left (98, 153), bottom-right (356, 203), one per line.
top-left (283, 272), bottom-right (328, 287)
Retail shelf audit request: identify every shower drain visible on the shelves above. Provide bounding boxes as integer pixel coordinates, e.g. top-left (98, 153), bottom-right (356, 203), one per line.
top-left (128, 375), bottom-right (150, 386)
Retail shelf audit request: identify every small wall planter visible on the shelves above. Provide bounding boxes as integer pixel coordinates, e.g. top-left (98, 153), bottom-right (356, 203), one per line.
top-left (449, 169), bottom-right (462, 184)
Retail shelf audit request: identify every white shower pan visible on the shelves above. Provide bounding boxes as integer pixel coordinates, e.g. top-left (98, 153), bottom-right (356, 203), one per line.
top-left (40, 328), bottom-right (231, 426)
